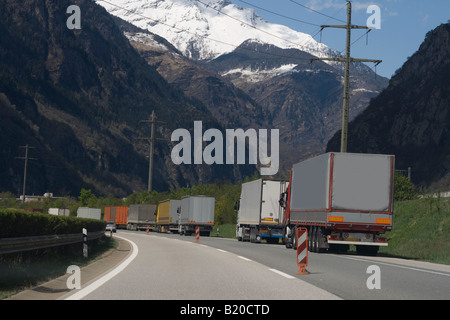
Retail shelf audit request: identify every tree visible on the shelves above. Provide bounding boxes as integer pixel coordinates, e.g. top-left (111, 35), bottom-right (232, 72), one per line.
top-left (394, 173), bottom-right (417, 201)
top-left (78, 188), bottom-right (97, 206)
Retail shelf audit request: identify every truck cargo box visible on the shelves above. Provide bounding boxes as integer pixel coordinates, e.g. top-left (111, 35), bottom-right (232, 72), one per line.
top-left (288, 152), bottom-right (394, 230)
top-left (104, 206), bottom-right (116, 222)
top-left (115, 206), bottom-right (129, 227)
top-left (48, 208), bottom-right (70, 216)
top-left (127, 204), bottom-right (156, 230)
top-left (236, 179), bottom-right (287, 242)
top-left (77, 207), bottom-right (101, 220)
top-left (157, 199), bottom-right (181, 233)
top-left (105, 206), bottom-right (128, 228)
top-left (179, 196), bottom-right (215, 236)
top-left (238, 179), bottom-right (286, 226)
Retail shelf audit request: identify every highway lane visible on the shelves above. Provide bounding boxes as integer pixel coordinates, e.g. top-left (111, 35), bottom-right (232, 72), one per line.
top-left (65, 230), bottom-right (339, 300)
top-left (193, 233), bottom-right (450, 300)
top-left (64, 230), bottom-right (450, 300)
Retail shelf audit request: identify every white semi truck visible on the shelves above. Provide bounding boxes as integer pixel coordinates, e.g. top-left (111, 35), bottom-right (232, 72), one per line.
top-left (236, 179), bottom-right (287, 243)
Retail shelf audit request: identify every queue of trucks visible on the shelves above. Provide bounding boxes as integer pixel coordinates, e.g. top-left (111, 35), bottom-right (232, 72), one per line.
top-left (74, 152), bottom-right (394, 255)
top-left (100, 195), bottom-right (216, 236)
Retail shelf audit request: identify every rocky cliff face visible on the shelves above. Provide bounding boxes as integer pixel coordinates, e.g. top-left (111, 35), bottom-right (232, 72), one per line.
top-left (207, 40), bottom-right (388, 171)
top-left (327, 23), bottom-right (450, 190)
top-left (0, 0), bottom-right (254, 197)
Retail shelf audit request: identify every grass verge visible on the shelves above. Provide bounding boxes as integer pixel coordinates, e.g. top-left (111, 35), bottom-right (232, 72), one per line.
top-left (379, 196), bottom-right (450, 264)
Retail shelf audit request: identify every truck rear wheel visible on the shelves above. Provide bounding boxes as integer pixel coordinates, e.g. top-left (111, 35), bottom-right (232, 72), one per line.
top-left (284, 228), bottom-right (292, 248)
top-left (292, 227), bottom-right (297, 250)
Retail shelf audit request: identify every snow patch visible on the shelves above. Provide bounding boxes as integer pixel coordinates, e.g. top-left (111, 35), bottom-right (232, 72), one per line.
top-left (222, 64), bottom-right (299, 82)
top-left (124, 32), bottom-right (169, 51)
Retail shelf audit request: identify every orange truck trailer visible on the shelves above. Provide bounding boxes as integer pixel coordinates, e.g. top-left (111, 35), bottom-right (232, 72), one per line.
top-left (104, 206), bottom-right (129, 229)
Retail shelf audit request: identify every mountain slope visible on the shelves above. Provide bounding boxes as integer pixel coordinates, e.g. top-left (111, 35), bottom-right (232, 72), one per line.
top-left (207, 40), bottom-right (388, 169)
top-left (327, 23), bottom-right (450, 190)
top-left (113, 16), bottom-right (267, 130)
top-left (104, 0), bottom-right (388, 175)
top-left (0, 0), bottom-right (253, 197)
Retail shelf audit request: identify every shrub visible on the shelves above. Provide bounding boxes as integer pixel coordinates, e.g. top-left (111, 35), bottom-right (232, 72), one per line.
top-left (0, 209), bottom-right (105, 238)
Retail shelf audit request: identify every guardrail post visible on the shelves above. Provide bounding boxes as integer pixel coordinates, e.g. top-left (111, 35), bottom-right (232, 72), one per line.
top-left (82, 228), bottom-right (88, 258)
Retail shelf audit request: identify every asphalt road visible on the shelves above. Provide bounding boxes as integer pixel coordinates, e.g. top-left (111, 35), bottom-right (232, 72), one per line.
top-left (63, 230), bottom-right (450, 300)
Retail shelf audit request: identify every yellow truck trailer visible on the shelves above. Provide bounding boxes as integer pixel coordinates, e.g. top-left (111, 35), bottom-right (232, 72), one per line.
top-left (156, 199), bottom-right (181, 233)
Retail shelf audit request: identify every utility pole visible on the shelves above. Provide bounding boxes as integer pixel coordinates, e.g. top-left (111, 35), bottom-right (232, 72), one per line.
top-left (311, 1), bottom-right (381, 153)
top-left (16, 144), bottom-right (37, 202)
top-left (140, 111), bottom-right (167, 192)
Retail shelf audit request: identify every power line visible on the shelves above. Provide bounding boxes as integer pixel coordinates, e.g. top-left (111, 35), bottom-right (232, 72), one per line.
top-left (288, 0), bottom-right (347, 24)
top-left (195, 0), bottom-right (319, 52)
top-left (236, 0), bottom-right (321, 27)
top-left (96, 0), bottom-right (319, 62)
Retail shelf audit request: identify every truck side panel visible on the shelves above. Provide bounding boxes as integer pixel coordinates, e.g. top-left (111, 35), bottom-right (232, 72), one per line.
top-left (157, 201), bottom-right (171, 225)
top-left (238, 179), bottom-right (262, 225)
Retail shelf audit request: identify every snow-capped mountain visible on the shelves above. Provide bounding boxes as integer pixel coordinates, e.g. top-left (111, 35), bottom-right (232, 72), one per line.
top-left (96, 0), bottom-right (335, 60)
top-left (99, 0), bottom-right (388, 175)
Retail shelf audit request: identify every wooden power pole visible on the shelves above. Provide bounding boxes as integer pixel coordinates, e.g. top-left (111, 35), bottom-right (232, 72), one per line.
top-left (16, 144), bottom-right (37, 202)
top-left (311, 1), bottom-right (381, 153)
top-left (140, 111), bottom-right (166, 192)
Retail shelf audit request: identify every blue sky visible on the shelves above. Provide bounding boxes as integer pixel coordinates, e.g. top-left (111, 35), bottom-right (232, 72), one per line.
top-left (230, 0), bottom-right (450, 79)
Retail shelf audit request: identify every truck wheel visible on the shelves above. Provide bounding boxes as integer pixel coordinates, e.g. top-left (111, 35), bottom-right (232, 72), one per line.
top-left (311, 227), bottom-right (317, 253)
top-left (284, 228), bottom-right (292, 248)
top-left (292, 227), bottom-right (297, 250)
top-left (250, 228), bottom-right (256, 243)
top-left (312, 227), bottom-right (322, 253)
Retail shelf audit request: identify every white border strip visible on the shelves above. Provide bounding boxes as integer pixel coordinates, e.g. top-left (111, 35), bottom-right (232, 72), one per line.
top-left (64, 235), bottom-right (139, 300)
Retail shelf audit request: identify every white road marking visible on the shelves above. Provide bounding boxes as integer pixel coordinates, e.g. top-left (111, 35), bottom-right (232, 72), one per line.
top-left (64, 235), bottom-right (139, 300)
top-left (337, 255), bottom-right (450, 277)
top-left (237, 256), bottom-right (252, 261)
top-left (269, 268), bottom-right (296, 279)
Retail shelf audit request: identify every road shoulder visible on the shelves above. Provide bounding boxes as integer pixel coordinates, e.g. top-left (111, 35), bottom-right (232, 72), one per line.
top-left (6, 235), bottom-right (131, 300)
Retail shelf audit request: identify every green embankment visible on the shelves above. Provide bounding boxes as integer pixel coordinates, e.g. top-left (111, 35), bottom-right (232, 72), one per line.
top-left (379, 196), bottom-right (450, 264)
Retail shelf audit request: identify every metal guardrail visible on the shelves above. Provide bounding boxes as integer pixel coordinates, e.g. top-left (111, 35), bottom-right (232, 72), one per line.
top-left (0, 230), bottom-right (105, 255)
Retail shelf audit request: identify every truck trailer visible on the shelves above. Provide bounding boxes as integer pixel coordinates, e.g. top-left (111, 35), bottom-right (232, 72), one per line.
top-left (178, 196), bottom-right (215, 236)
top-left (77, 207), bottom-right (101, 220)
top-left (105, 206), bottom-right (129, 229)
top-left (283, 152), bottom-right (394, 255)
top-left (236, 179), bottom-right (287, 243)
top-left (156, 199), bottom-right (181, 233)
top-left (127, 204), bottom-right (157, 231)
